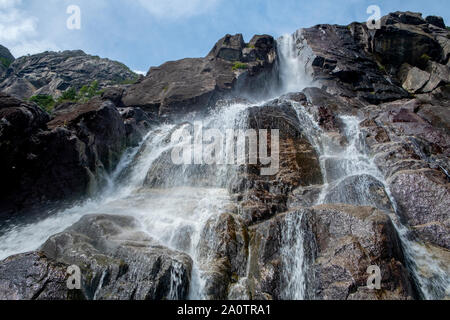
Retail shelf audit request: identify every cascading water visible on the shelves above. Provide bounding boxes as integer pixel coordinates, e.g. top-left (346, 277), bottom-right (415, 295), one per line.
top-left (290, 101), bottom-right (450, 300)
top-left (1, 26), bottom-right (445, 301)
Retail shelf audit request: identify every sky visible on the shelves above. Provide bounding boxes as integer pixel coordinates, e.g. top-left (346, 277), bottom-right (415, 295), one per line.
top-left (0, 0), bottom-right (449, 74)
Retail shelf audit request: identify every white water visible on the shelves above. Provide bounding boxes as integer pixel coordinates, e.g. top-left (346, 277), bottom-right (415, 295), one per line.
top-left (1, 27), bottom-right (445, 301)
top-left (290, 103), bottom-right (450, 300)
top-left (277, 31), bottom-right (314, 94)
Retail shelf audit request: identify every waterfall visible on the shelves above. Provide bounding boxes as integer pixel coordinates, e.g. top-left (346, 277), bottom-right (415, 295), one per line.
top-left (277, 30), bottom-right (314, 94)
top-left (1, 26), bottom-right (446, 301)
top-left (290, 102), bottom-right (449, 300)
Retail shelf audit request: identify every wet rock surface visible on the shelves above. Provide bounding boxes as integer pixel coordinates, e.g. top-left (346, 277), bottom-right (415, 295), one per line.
top-left (247, 205), bottom-right (418, 300)
top-left (0, 94), bottom-right (144, 221)
top-left (0, 215), bottom-right (193, 300)
top-left (0, 11), bottom-right (449, 300)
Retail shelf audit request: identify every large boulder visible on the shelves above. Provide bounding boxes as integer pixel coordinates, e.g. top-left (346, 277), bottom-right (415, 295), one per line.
top-left (247, 205), bottom-right (418, 300)
top-left (388, 169), bottom-right (450, 249)
top-left (0, 215), bottom-right (193, 300)
top-left (0, 50), bottom-right (137, 99)
top-left (122, 34), bottom-right (277, 119)
top-left (293, 23), bottom-right (409, 104)
top-left (0, 94), bottom-right (137, 221)
top-left (197, 213), bottom-right (249, 300)
top-left (230, 98), bottom-right (323, 224)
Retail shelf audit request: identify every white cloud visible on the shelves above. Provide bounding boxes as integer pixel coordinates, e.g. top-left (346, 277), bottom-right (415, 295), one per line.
top-left (137, 0), bottom-right (220, 19)
top-left (133, 70), bottom-right (146, 75)
top-left (0, 0), bottom-right (60, 57)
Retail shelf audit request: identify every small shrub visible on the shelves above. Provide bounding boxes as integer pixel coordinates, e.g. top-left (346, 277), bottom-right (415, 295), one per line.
top-left (30, 94), bottom-right (55, 113)
top-left (378, 64), bottom-right (386, 73)
top-left (418, 53), bottom-right (431, 69)
top-left (232, 62), bottom-right (248, 71)
top-left (0, 57), bottom-right (12, 68)
top-left (58, 87), bottom-right (78, 102)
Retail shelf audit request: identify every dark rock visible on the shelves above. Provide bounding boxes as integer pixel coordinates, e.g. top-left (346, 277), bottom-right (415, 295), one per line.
top-left (122, 34), bottom-right (277, 119)
top-left (248, 205), bottom-right (418, 300)
top-left (49, 98), bottom-right (127, 172)
top-left (120, 107), bottom-right (154, 146)
top-left (208, 34), bottom-right (246, 61)
top-left (230, 99), bottom-right (323, 224)
top-left (0, 252), bottom-right (78, 300)
top-left (0, 94), bottom-right (135, 221)
top-left (425, 16), bottom-right (446, 29)
top-left (0, 215), bottom-right (193, 300)
top-left (295, 24), bottom-right (409, 104)
top-left (197, 213), bottom-right (249, 300)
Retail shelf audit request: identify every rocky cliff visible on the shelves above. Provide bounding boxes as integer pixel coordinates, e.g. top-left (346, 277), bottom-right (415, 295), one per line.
top-left (0, 50), bottom-right (138, 100)
top-left (0, 11), bottom-right (449, 301)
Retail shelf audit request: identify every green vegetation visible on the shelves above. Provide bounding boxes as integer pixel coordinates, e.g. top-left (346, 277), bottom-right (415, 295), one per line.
top-left (378, 64), bottom-right (386, 73)
top-left (33, 81), bottom-right (104, 113)
top-left (58, 81), bottom-right (103, 104)
top-left (232, 62), bottom-right (248, 71)
top-left (420, 53), bottom-right (431, 62)
top-left (29, 94), bottom-right (56, 113)
top-left (119, 74), bottom-right (140, 85)
top-left (247, 44), bottom-right (256, 49)
top-left (418, 53), bottom-right (431, 69)
top-left (446, 26), bottom-right (450, 31)
top-left (0, 57), bottom-right (12, 68)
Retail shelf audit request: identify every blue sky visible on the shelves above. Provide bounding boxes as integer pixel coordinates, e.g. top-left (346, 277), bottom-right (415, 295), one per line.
top-left (1, 0), bottom-right (449, 73)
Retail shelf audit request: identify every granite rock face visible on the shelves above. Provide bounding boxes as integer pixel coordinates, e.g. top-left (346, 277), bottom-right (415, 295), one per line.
top-left (0, 215), bottom-right (192, 300)
top-left (247, 205), bottom-right (418, 300)
top-left (0, 94), bottom-right (144, 221)
top-left (122, 34), bottom-right (277, 119)
top-left (0, 50), bottom-right (137, 99)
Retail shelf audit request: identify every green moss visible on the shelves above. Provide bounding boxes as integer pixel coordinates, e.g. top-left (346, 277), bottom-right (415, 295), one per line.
top-left (420, 53), bottom-right (431, 62)
top-left (378, 64), bottom-right (386, 73)
top-left (0, 57), bottom-right (12, 68)
top-left (247, 44), bottom-right (256, 49)
top-left (29, 94), bottom-right (55, 113)
top-left (232, 62), bottom-right (248, 71)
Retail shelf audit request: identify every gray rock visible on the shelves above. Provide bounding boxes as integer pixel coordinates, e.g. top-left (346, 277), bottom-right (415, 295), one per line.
top-left (324, 174), bottom-right (394, 212)
top-left (247, 205), bottom-right (418, 300)
top-left (0, 50), bottom-right (137, 99)
top-left (0, 252), bottom-right (78, 300)
top-left (0, 214), bottom-right (193, 300)
top-left (402, 67), bottom-right (430, 92)
top-left (122, 34), bottom-right (277, 119)
top-left (197, 213), bottom-right (249, 300)
top-left (388, 169), bottom-right (450, 249)
top-left (422, 62), bottom-right (450, 93)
